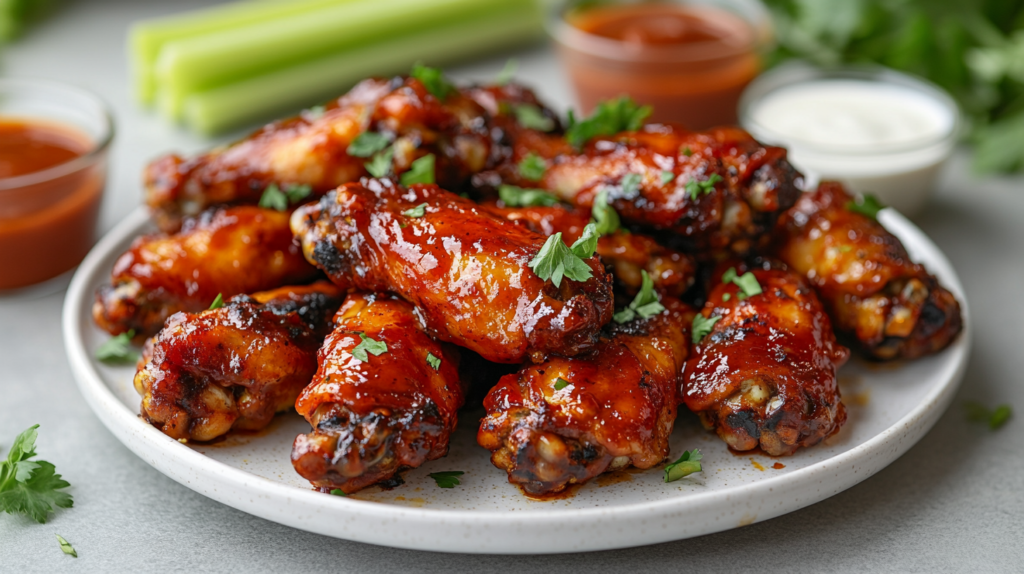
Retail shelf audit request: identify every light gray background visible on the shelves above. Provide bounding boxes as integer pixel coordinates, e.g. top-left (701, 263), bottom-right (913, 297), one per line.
top-left (1, 1), bottom-right (1022, 571)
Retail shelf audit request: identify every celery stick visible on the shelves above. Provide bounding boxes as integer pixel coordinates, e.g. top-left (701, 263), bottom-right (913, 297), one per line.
top-left (155, 0), bottom-right (532, 119)
top-left (130, 0), bottom-right (356, 104)
top-left (182, 7), bottom-right (542, 134)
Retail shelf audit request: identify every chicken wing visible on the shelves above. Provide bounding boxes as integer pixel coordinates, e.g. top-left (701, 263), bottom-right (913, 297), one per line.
top-left (774, 181), bottom-right (963, 359)
top-left (478, 297), bottom-right (695, 496)
top-left (291, 292), bottom-right (465, 494)
top-left (93, 206), bottom-right (319, 338)
top-left (290, 179), bottom-right (614, 363)
top-left (682, 260), bottom-right (848, 456)
top-left (134, 282), bottom-right (343, 442)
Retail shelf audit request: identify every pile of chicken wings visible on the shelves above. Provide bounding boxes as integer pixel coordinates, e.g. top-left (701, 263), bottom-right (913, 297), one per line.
top-left (94, 71), bottom-right (962, 497)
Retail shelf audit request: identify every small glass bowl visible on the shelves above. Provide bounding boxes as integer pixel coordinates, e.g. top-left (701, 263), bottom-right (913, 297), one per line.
top-left (0, 78), bottom-right (113, 293)
top-left (739, 63), bottom-right (960, 216)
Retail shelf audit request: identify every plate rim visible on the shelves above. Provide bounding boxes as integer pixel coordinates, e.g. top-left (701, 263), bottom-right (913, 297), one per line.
top-left (62, 205), bottom-right (971, 553)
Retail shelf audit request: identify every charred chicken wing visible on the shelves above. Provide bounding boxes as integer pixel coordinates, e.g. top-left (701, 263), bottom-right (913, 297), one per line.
top-left (290, 179), bottom-right (614, 363)
top-left (682, 260), bottom-right (848, 456)
top-left (291, 292), bottom-right (465, 494)
top-left (134, 282), bottom-right (343, 442)
top-left (774, 182), bottom-right (963, 359)
top-left (478, 297), bottom-right (696, 495)
top-left (93, 206), bottom-right (319, 338)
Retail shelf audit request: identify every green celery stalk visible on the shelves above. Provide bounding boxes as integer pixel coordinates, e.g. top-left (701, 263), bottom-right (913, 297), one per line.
top-left (182, 6), bottom-right (541, 134)
top-left (130, 0), bottom-right (357, 104)
top-left (155, 0), bottom-right (533, 120)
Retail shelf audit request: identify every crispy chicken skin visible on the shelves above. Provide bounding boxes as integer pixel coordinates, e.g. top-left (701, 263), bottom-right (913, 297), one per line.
top-left (145, 76), bottom-right (505, 231)
top-left (483, 202), bottom-right (696, 298)
top-left (134, 282), bottom-right (343, 442)
top-left (774, 181), bottom-right (963, 359)
top-left (682, 260), bottom-right (848, 456)
top-left (290, 178), bottom-right (615, 363)
top-left (93, 206), bottom-right (319, 339)
top-left (478, 297), bottom-right (696, 496)
top-left (477, 124), bottom-right (802, 257)
top-left (292, 292), bottom-right (466, 494)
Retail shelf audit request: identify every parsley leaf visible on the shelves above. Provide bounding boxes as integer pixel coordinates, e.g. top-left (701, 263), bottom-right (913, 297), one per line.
top-left (0, 425), bottom-right (73, 523)
top-left (565, 96), bottom-right (652, 148)
top-left (499, 184), bottom-right (559, 207)
top-left (402, 203), bottom-right (429, 218)
top-left (571, 223), bottom-right (600, 259)
top-left (411, 63), bottom-right (454, 100)
top-left (722, 293), bottom-right (732, 302)
top-left (95, 330), bottom-right (137, 364)
top-left (964, 401), bottom-right (1013, 430)
top-left (591, 188), bottom-right (620, 235)
top-left (56, 534), bottom-right (77, 557)
top-left (513, 104), bottom-right (555, 132)
top-left (660, 170), bottom-right (675, 185)
top-left (259, 183), bottom-right (312, 211)
top-left (426, 352), bottom-right (441, 370)
top-left (682, 146), bottom-right (693, 157)
top-left (528, 231), bottom-right (595, 287)
top-left (554, 378), bottom-right (571, 391)
top-left (691, 314), bottom-right (721, 344)
top-left (620, 172), bottom-right (642, 198)
top-left (208, 293), bottom-right (224, 310)
top-left (347, 131), bottom-right (391, 158)
top-left (721, 267), bottom-right (763, 298)
top-left (613, 270), bottom-right (665, 323)
top-left (400, 154), bottom-right (435, 186)
top-left (351, 332), bottom-right (387, 362)
top-left (845, 193), bottom-right (885, 220)
top-left (518, 153), bottom-right (547, 181)
top-left (496, 58), bottom-right (518, 85)
top-left (428, 471), bottom-right (464, 488)
top-left (684, 173), bottom-right (723, 201)
top-left (664, 449), bottom-right (703, 482)
top-left (365, 147), bottom-right (394, 178)
top-left (330, 489), bottom-right (347, 497)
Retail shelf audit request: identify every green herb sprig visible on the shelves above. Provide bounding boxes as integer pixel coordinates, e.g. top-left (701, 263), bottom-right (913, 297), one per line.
top-left (664, 449), bottom-right (703, 482)
top-left (565, 96), bottom-right (652, 148)
top-left (400, 154), bottom-right (435, 186)
top-left (591, 189), bottom-right (620, 235)
top-left (685, 173), bottom-right (722, 201)
top-left (56, 534), bottom-right (77, 557)
top-left (410, 63), bottom-right (454, 100)
top-left (965, 401), bottom-right (1013, 430)
top-left (528, 224), bottom-right (599, 287)
top-left (259, 183), bottom-right (312, 211)
top-left (613, 271), bottom-right (666, 323)
top-left (426, 352), bottom-right (442, 370)
top-left (845, 194), bottom-right (885, 221)
top-left (722, 267), bottom-right (763, 299)
top-left (513, 104), bottom-right (555, 132)
top-left (0, 425), bottom-right (73, 523)
top-left (95, 330), bottom-right (137, 364)
top-left (518, 153), bottom-right (547, 181)
top-left (691, 314), bottom-right (721, 344)
top-left (347, 131), bottom-right (391, 158)
top-left (351, 333), bottom-right (387, 362)
top-left (428, 471), bottom-right (464, 488)
top-left (499, 185), bottom-right (560, 207)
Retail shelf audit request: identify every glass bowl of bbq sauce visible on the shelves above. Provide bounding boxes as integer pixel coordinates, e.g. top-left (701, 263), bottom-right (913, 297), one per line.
top-left (0, 78), bottom-right (113, 294)
top-left (549, 0), bottom-right (772, 129)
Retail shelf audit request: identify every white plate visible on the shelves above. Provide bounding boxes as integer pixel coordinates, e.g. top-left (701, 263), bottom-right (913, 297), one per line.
top-left (63, 206), bottom-right (969, 554)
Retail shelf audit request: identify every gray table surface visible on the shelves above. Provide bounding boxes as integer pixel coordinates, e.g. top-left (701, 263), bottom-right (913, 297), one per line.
top-left (1, 1), bottom-right (1022, 572)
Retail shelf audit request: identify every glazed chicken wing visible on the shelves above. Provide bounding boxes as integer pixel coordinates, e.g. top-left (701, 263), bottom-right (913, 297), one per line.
top-left (134, 282), bottom-right (343, 442)
top-left (292, 292), bottom-right (465, 494)
top-left (682, 260), bottom-right (848, 456)
top-left (774, 182), bottom-right (963, 359)
top-left (290, 178), bottom-right (614, 363)
top-left (478, 297), bottom-right (696, 496)
top-left (93, 206), bottom-right (319, 338)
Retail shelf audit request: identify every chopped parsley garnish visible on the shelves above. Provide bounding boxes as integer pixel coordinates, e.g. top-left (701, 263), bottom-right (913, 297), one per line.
top-left (660, 170), bottom-right (675, 185)
top-left (410, 63), bottom-right (454, 100)
top-left (620, 172), bottom-right (642, 198)
top-left (965, 401), bottom-right (1013, 430)
top-left (691, 314), bottom-right (721, 344)
top-left (347, 131), bottom-right (391, 157)
top-left (330, 489), bottom-right (347, 497)
top-left (528, 225), bottom-right (598, 287)
top-left (365, 147), bottom-right (394, 178)
top-left (664, 449), bottom-right (703, 482)
top-left (208, 293), bottom-right (224, 310)
top-left (518, 153), bottom-right (547, 181)
top-left (845, 193), bottom-right (885, 220)
top-left (428, 471), bottom-right (464, 488)
top-left (56, 534), bottom-right (77, 557)
top-left (402, 203), bottom-right (429, 218)
top-left (722, 267), bottom-right (763, 298)
top-left (613, 270), bottom-right (665, 323)
top-left (554, 378), bottom-right (571, 391)
top-left (591, 188), bottom-right (620, 235)
top-left (684, 173), bottom-right (723, 201)
top-left (499, 184), bottom-right (560, 207)
top-left (682, 146), bottom-right (693, 157)
top-left (258, 183), bottom-right (313, 211)
top-left (513, 103), bottom-right (555, 132)
top-left (496, 58), bottom-right (518, 85)
top-left (400, 154), bottom-right (435, 186)
top-left (722, 293), bottom-right (732, 302)
top-left (565, 96), bottom-right (652, 148)
top-left (351, 332), bottom-right (387, 362)
top-left (0, 425), bottom-right (73, 523)
top-left (426, 352), bottom-right (441, 370)
top-left (95, 329), bottom-right (137, 364)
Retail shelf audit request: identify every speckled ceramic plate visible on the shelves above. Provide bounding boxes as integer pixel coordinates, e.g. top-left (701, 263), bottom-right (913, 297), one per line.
top-left (63, 206), bottom-right (969, 554)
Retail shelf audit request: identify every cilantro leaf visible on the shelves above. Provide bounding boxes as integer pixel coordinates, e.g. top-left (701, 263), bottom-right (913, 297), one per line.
top-left (402, 203), bottom-right (429, 218)
top-left (410, 63), bottom-right (454, 100)
top-left (513, 103), bottom-right (555, 132)
top-left (499, 185), bottom-right (559, 207)
top-left (428, 471), bottom-right (464, 488)
top-left (528, 232), bottom-right (594, 288)
top-left (496, 58), bottom-right (518, 85)
top-left (964, 401), bottom-right (1013, 430)
top-left (660, 171), bottom-right (675, 185)
top-left (845, 193), bottom-right (885, 220)
top-left (347, 131), bottom-right (391, 158)
top-left (330, 489), bottom-right (347, 497)
top-left (400, 154), bottom-right (435, 186)
top-left (570, 223), bottom-right (600, 259)
top-left (208, 293), bottom-right (224, 310)
top-left (554, 378), bottom-right (571, 391)
top-left (259, 183), bottom-right (311, 211)
top-left (426, 352), bottom-right (441, 370)
top-left (56, 534), bottom-right (77, 558)
top-left (664, 449), bottom-right (703, 482)
top-left (684, 173), bottom-right (723, 201)
top-left (365, 147), bottom-right (394, 178)
top-left (565, 96), bottom-right (652, 148)
top-left (691, 314), bottom-right (721, 344)
top-left (95, 330), bottom-right (137, 364)
top-left (351, 332), bottom-right (387, 362)
top-left (620, 172), bottom-right (642, 198)
top-left (613, 270), bottom-right (665, 323)
top-left (591, 188), bottom-right (620, 235)
top-left (0, 426), bottom-right (73, 524)
top-left (518, 153), bottom-right (547, 181)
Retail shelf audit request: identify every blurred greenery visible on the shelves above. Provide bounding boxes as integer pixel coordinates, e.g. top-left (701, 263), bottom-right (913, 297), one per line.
top-left (762, 0), bottom-right (1024, 173)
top-left (0, 0), bottom-right (53, 41)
